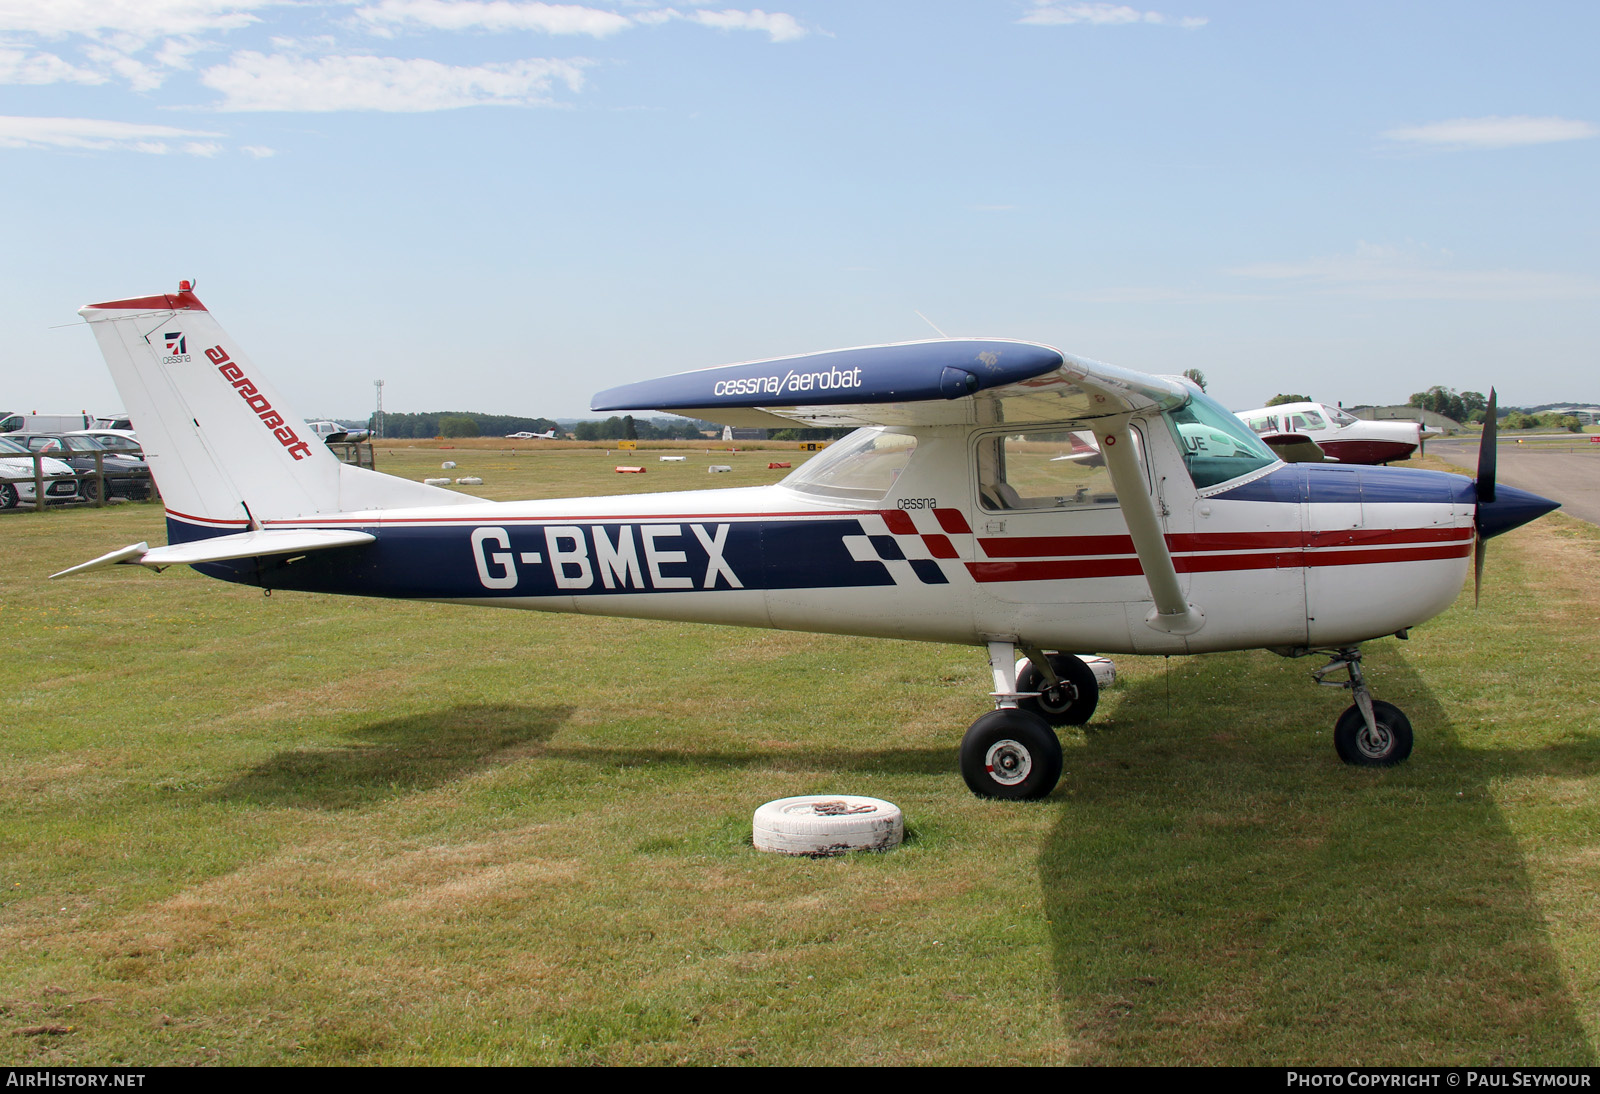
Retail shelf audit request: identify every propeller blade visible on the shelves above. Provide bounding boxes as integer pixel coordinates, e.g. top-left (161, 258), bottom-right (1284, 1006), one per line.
top-left (1476, 388), bottom-right (1497, 505)
top-left (1472, 388), bottom-right (1497, 609)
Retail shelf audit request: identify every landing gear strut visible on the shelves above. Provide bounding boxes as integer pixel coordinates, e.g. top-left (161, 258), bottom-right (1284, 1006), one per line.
top-left (958, 640), bottom-right (1065, 800)
top-left (1312, 647), bottom-right (1414, 767)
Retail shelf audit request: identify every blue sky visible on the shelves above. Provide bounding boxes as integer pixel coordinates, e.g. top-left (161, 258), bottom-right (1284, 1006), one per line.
top-left (3, 1), bottom-right (1596, 421)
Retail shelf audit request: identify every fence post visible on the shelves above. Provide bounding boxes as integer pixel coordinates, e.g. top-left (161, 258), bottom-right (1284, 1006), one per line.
top-left (93, 451), bottom-right (105, 508)
top-left (32, 452), bottom-right (45, 512)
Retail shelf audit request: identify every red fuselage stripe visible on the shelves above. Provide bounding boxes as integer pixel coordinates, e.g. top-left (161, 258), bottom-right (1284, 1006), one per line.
top-left (966, 542), bottom-right (1473, 582)
top-left (977, 526), bottom-right (1470, 558)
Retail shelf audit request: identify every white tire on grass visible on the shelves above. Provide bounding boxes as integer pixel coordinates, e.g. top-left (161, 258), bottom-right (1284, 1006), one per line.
top-left (752, 795), bottom-right (904, 856)
top-left (1015, 654), bottom-right (1116, 689)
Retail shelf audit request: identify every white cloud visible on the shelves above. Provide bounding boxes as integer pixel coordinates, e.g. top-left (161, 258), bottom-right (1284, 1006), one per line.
top-left (353, 1), bottom-right (808, 42)
top-left (1382, 115), bottom-right (1598, 151)
top-left (1018, 2), bottom-right (1206, 28)
top-left (354, 0), bottom-right (632, 38)
top-left (0, 114), bottom-right (225, 152)
top-left (200, 51), bottom-right (589, 110)
top-left (0, 1), bottom-right (270, 43)
top-left (0, 44), bottom-right (105, 83)
top-left (241, 143), bottom-right (275, 156)
top-left (83, 44), bottom-right (168, 90)
top-left (1226, 242), bottom-right (1600, 302)
top-left (684, 8), bottom-right (806, 42)
top-left (153, 35), bottom-right (212, 70)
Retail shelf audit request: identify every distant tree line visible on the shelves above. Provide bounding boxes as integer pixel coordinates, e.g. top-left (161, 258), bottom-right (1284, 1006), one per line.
top-left (1501, 410), bottom-right (1583, 432)
top-left (1407, 386), bottom-right (1489, 424)
top-left (372, 412), bottom-right (561, 438)
top-left (1405, 387), bottom-right (1585, 431)
top-left (570, 416), bottom-right (722, 441)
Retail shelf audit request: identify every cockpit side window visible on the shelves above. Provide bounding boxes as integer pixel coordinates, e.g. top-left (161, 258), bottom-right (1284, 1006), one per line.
top-left (976, 426), bottom-right (1144, 511)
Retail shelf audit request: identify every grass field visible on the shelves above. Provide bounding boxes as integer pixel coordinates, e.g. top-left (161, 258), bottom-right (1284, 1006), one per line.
top-left (4, 448), bottom-right (1600, 1065)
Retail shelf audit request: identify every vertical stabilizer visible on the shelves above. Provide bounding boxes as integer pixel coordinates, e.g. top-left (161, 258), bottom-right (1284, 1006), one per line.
top-left (79, 284), bottom-right (341, 525)
top-left (78, 283), bottom-right (476, 530)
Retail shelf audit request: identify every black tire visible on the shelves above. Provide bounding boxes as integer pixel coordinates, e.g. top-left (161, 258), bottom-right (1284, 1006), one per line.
top-left (1017, 653), bottom-right (1099, 726)
top-left (0, 483), bottom-right (16, 510)
top-left (1334, 700), bottom-right (1413, 767)
top-left (82, 477), bottom-right (100, 502)
top-left (959, 708), bottom-right (1063, 801)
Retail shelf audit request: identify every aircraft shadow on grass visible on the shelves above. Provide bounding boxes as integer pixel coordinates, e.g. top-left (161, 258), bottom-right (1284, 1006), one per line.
top-left (1041, 649), bottom-right (1599, 1065)
top-left (214, 703), bottom-right (572, 810)
top-left (538, 741), bottom-right (955, 778)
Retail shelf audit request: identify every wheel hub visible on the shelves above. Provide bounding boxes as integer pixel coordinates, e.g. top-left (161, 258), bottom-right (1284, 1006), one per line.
top-left (984, 739), bottom-right (1033, 786)
top-left (1039, 683), bottom-right (1076, 715)
top-left (1358, 724), bottom-right (1392, 759)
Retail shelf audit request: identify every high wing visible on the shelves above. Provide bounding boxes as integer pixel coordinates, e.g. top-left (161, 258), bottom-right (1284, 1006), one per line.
top-left (595, 338), bottom-right (1205, 634)
top-left (590, 338), bottom-right (1190, 428)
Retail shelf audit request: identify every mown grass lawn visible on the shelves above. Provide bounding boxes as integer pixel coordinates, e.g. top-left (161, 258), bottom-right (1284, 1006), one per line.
top-left (3, 449), bottom-right (1598, 1065)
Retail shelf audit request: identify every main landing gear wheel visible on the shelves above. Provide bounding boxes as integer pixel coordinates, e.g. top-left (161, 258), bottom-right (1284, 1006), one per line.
top-left (959, 708), bottom-right (1063, 801)
top-left (1017, 653), bottom-right (1099, 727)
top-left (1333, 700), bottom-right (1413, 767)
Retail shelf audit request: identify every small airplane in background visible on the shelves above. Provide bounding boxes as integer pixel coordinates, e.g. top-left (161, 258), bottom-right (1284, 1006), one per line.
top-left (55, 284), bottom-right (1559, 800)
top-left (305, 420), bottom-right (371, 444)
top-left (1237, 402), bottom-right (1423, 465)
top-left (506, 429), bottom-right (559, 440)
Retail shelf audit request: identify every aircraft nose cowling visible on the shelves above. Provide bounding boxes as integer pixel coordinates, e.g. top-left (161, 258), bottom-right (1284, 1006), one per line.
top-left (1477, 482), bottom-right (1561, 540)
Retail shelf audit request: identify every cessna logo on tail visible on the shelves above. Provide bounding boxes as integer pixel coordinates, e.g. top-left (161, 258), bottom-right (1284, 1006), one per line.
top-left (205, 345), bottom-right (313, 460)
top-left (162, 331), bottom-right (191, 364)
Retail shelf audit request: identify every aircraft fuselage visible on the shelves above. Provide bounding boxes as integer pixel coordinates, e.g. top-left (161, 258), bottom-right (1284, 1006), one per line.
top-left (176, 419), bottom-right (1483, 657)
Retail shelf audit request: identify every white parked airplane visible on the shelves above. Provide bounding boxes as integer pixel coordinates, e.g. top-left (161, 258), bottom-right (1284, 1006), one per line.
top-left (1237, 402), bottom-right (1423, 465)
top-left (55, 284), bottom-right (1558, 800)
top-left (506, 430), bottom-right (558, 439)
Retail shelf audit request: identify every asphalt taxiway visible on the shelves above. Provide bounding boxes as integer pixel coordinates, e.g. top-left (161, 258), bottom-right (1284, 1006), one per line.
top-left (1426, 435), bottom-right (1600, 526)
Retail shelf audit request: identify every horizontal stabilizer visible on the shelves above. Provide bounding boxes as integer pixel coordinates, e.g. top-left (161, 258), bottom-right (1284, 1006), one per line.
top-left (50, 542), bottom-right (152, 579)
top-left (51, 528), bottom-right (375, 579)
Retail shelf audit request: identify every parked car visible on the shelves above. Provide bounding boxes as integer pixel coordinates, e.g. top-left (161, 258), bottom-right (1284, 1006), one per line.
top-left (67, 428), bottom-right (143, 457)
top-left (0, 435), bottom-right (80, 508)
top-left (9, 432), bottom-right (152, 501)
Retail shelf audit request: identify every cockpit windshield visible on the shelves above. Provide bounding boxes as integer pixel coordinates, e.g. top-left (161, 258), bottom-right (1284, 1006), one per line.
top-left (1167, 389), bottom-right (1279, 488)
top-left (781, 427), bottom-right (917, 502)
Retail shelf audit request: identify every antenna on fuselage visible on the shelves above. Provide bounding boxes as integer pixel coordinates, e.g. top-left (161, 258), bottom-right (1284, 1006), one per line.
top-left (913, 310), bottom-right (950, 339)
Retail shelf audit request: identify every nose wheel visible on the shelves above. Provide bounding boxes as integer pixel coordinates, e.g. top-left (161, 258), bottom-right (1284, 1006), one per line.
top-left (1313, 648), bottom-right (1414, 767)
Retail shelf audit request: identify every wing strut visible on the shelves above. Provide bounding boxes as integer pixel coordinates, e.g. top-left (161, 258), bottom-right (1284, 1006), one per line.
top-left (1099, 417), bottom-right (1205, 636)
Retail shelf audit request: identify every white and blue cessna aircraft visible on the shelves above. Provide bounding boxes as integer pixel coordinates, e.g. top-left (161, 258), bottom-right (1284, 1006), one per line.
top-left (57, 284), bottom-right (1559, 800)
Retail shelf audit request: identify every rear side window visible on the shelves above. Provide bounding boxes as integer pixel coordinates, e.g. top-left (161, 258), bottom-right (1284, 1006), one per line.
top-left (976, 426), bottom-right (1144, 511)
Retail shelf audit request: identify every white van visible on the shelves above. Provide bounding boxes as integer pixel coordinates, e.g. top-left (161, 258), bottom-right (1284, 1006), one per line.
top-left (0, 411), bottom-right (91, 433)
